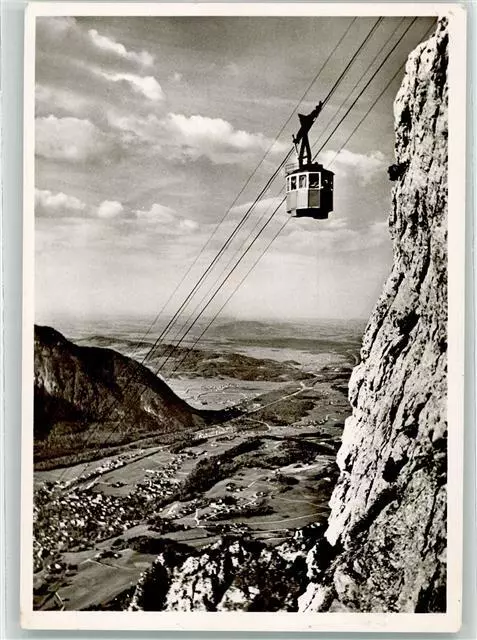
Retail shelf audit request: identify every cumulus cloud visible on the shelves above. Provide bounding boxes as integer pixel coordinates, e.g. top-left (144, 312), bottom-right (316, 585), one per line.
top-left (96, 70), bottom-right (164, 101)
top-left (165, 113), bottom-right (280, 163)
top-left (35, 188), bottom-right (200, 234)
top-left (36, 84), bottom-right (92, 118)
top-left (97, 200), bottom-right (124, 219)
top-left (37, 18), bottom-right (155, 72)
top-left (35, 189), bottom-right (131, 223)
top-left (35, 188), bottom-right (87, 218)
top-left (37, 16), bottom-right (77, 40)
top-left (106, 110), bottom-right (286, 165)
top-left (106, 112), bottom-right (160, 142)
top-left (36, 115), bottom-right (115, 162)
top-left (36, 18), bottom-right (162, 118)
top-left (88, 29), bottom-right (154, 67)
top-left (321, 149), bottom-right (387, 185)
top-left (162, 113), bottom-right (287, 164)
top-left (135, 203), bottom-right (198, 233)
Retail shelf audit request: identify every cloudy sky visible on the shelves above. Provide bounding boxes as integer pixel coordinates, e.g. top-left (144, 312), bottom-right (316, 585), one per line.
top-left (35, 15), bottom-right (435, 326)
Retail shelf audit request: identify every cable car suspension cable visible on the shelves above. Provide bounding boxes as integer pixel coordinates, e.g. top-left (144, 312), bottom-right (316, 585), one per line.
top-left (312, 17), bottom-right (418, 161)
top-left (311, 17), bottom-right (407, 156)
top-left (157, 18), bottom-right (416, 374)
top-left (152, 17), bottom-right (383, 371)
top-left (124, 18), bottom-right (358, 365)
top-left (327, 21), bottom-right (437, 169)
top-left (163, 17), bottom-right (421, 375)
top-left (159, 18), bottom-right (409, 372)
top-left (135, 18), bottom-right (365, 370)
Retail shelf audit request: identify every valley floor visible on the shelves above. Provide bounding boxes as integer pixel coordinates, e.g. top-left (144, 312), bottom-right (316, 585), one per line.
top-left (33, 338), bottom-right (354, 611)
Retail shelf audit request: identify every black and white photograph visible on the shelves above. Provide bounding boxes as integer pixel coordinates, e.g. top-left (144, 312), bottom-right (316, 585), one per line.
top-left (21, 2), bottom-right (466, 632)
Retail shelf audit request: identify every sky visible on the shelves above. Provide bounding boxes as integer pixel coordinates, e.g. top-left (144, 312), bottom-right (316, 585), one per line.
top-left (34, 14), bottom-right (435, 326)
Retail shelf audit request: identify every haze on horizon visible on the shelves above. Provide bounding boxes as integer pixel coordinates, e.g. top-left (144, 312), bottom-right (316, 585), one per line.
top-left (34, 15), bottom-right (435, 327)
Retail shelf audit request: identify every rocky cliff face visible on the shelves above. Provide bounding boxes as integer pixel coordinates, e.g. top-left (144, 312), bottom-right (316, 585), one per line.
top-left (128, 20), bottom-right (448, 613)
top-left (300, 18), bottom-right (448, 613)
top-left (34, 325), bottom-right (207, 466)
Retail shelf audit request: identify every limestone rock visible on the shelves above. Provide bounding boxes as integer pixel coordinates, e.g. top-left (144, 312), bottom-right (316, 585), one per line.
top-left (314, 18), bottom-right (448, 613)
top-left (129, 536), bottom-right (312, 612)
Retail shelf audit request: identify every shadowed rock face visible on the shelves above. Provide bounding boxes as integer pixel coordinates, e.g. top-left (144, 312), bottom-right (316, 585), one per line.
top-left (128, 20), bottom-right (449, 613)
top-left (301, 19), bottom-right (448, 613)
top-left (34, 325), bottom-right (207, 464)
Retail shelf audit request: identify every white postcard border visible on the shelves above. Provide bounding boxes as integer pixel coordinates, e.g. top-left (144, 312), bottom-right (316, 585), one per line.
top-left (21, 2), bottom-right (467, 632)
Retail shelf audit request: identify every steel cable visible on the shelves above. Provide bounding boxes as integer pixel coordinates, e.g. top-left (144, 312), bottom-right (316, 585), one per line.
top-left (160, 17), bottom-right (408, 374)
top-left (158, 18), bottom-right (417, 375)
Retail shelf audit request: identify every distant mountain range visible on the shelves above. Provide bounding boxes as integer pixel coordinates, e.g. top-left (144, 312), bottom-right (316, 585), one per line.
top-left (206, 318), bottom-right (365, 345)
top-left (43, 316), bottom-right (365, 348)
top-left (34, 325), bottom-right (213, 468)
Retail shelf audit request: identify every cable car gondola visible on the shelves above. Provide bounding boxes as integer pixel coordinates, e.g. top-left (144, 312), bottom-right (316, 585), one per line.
top-left (286, 102), bottom-right (334, 220)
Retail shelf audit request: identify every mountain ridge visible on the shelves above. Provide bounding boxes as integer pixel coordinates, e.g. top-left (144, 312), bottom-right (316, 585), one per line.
top-left (34, 324), bottom-right (212, 467)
